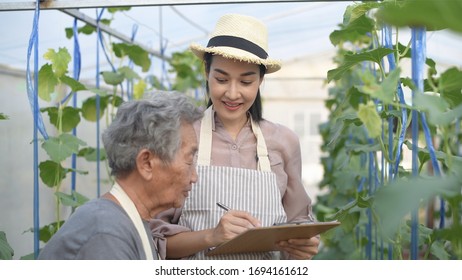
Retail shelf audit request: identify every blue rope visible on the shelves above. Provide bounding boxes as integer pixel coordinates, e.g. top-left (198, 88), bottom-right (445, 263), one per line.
top-left (26, 0), bottom-right (42, 259)
top-left (382, 25), bottom-right (398, 260)
top-left (26, 7), bottom-right (48, 140)
top-left (411, 27), bottom-right (426, 260)
top-left (71, 18), bottom-right (81, 193)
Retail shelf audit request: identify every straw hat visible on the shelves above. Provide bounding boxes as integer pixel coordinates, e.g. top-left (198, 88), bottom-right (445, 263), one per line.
top-left (190, 14), bottom-right (281, 73)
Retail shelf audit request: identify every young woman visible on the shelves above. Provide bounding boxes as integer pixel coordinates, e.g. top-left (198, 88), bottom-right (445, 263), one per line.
top-left (152, 14), bottom-right (319, 260)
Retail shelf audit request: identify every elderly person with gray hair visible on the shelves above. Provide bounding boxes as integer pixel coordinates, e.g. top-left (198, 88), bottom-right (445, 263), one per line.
top-left (38, 91), bottom-right (203, 260)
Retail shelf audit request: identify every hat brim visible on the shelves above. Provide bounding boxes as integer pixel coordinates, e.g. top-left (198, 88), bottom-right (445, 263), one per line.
top-left (190, 43), bottom-right (281, 74)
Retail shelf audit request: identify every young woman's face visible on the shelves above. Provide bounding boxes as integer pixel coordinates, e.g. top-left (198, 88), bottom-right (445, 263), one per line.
top-left (207, 55), bottom-right (263, 124)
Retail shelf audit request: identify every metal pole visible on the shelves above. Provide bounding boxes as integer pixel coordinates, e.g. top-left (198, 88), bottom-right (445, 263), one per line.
top-left (1, 0), bottom-right (320, 11)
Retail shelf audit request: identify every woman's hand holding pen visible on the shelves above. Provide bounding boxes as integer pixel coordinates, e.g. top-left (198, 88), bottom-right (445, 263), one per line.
top-left (275, 235), bottom-right (320, 260)
top-left (210, 208), bottom-right (261, 246)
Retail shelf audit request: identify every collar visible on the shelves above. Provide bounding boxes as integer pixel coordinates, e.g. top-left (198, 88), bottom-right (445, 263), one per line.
top-left (210, 107), bottom-right (251, 132)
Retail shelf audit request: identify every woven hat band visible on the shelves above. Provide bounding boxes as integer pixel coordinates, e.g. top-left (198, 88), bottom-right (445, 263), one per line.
top-left (207, 35), bottom-right (268, 59)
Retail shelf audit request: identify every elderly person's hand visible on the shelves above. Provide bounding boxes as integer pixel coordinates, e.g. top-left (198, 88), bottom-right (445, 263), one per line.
top-left (276, 235), bottom-right (320, 259)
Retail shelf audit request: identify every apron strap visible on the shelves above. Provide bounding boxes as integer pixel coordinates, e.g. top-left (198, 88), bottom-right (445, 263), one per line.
top-left (197, 107), bottom-right (214, 166)
top-left (197, 107), bottom-right (271, 172)
top-left (251, 119), bottom-right (271, 172)
top-left (110, 182), bottom-right (155, 260)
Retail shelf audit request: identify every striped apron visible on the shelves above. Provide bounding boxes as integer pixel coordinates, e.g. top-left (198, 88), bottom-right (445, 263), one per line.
top-left (178, 107), bottom-right (287, 260)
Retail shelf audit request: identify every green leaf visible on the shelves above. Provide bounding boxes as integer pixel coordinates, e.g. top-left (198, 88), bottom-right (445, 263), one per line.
top-left (134, 79), bottom-right (147, 100)
top-left (55, 191), bottom-right (89, 208)
top-left (55, 192), bottom-right (80, 207)
top-left (38, 221), bottom-right (65, 243)
top-left (439, 67), bottom-right (462, 107)
top-left (0, 113), bottom-right (9, 120)
top-left (112, 43), bottom-right (151, 72)
top-left (87, 87), bottom-right (109, 97)
top-left (42, 134), bottom-right (87, 163)
top-left (326, 118), bottom-right (345, 148)
top-left (403, 140), bottom-right (462, 175)
top-left (345, 142), bottom-right (381, 153)
top-left (38, 63), bottom-right (59, 102)
top-left (41, 106), bottom-right (81, 133)
top-left (343, 2), bottom-right (382, 25)
top-left (330, 14), bottom-right (375, 46)
top-left (101, 71), bottom-right (125, 86)
top-left (65, 24), bottom-right (97, 39)
top-left (109, 95), bottom-right (124, 107)
top-left (43, 48), bottom-right (71, 78)
top-left (429, 239), bottom-right (450, 260)
top-left (0, 231), bottom-right (14, 260)
top-left (118, 66), bottom-right (141, 80)
top-left (357, 101), bottom-right (382, 138)
top-left (169, 51), bottom-right (204, 90)
top-left (414, 94), bottom-right (462, 126)
top-left (433, 225), bottom-right (462, 258)
top-left (72, 191), bottom-right (90, 205)
top-left (356, 195), bottom-right (374, 209)
top-left (108, 6), bottom-right (131, 13)
top-left (377, 0), bottom-right (462, 33)
top-left (79, 24), bottom-right (97, 35)
top-left (347, 86), bottom-right (368, 110)
top-left (38, 160), bottom-right (67, 187)
top-left (81, 95), bottom-right (109, 122)
top-left (78, 147), bottom-right (107, 161)
top-left (60, 75), bottom-right (87, 92)
top-left (327, 48), bottom-right (394, 82)
top-left (373, 175), bottom-right (461, 239)
top-left (357, 68), bottom-right (401, 105)
top-left (19, 252), bottom-right (35, 260)
top-left (326, 199), bottom-right (357, 221)
top-left (65, 27), bottom-right (73, 39)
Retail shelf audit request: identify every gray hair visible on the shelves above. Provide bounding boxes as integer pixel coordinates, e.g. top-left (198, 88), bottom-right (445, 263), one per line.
top-left (102, 91), bottom-right (203, 178)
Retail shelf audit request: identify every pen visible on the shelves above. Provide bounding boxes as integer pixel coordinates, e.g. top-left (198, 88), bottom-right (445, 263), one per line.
top-left (216, 202), bottom-right (230, 212)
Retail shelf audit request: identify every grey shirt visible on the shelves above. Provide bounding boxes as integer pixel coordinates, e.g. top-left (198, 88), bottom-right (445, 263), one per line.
top-left (38, 198), bottom-right (157, 260)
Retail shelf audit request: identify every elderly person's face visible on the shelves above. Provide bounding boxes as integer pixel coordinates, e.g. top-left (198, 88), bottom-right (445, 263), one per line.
top-left (149, 122), bottom-right (198, 209)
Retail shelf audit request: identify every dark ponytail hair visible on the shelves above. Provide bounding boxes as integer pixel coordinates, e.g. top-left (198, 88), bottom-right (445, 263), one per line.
top-left (203, 52), bottom-right (266, 123)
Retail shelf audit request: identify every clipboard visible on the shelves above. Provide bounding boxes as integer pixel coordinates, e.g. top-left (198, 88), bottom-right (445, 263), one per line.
top-left (206, 221), bottom-right (340, 256)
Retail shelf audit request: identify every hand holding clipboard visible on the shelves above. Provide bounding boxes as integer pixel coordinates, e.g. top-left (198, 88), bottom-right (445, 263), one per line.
top-left (208, 203), bottom-right (340, 256)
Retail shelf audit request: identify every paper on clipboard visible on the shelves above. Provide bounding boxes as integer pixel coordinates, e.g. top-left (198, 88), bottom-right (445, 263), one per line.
top-left (206, 221), bottom-right (340, 256)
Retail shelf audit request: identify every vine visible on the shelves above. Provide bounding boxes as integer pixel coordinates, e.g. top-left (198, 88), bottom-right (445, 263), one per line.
top-left (314, 0), bottom-right (462, 260)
